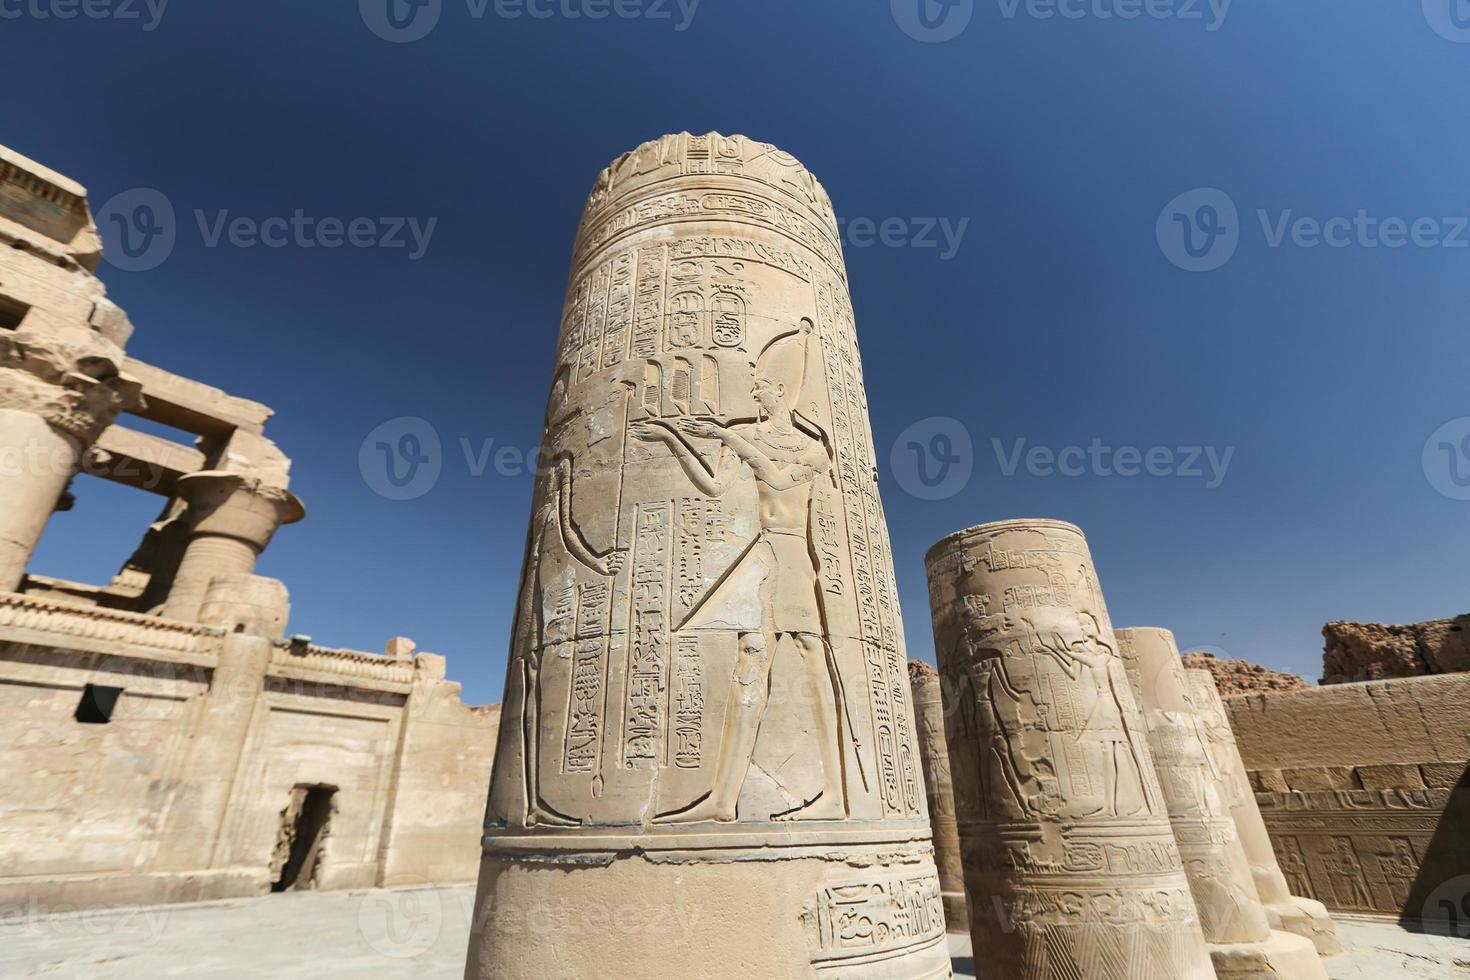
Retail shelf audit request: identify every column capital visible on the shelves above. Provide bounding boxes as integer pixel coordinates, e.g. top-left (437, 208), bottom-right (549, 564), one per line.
top-left (175, 470), bottom-right (305, 550)
top-left (0, 334), bottom-right (143, 445)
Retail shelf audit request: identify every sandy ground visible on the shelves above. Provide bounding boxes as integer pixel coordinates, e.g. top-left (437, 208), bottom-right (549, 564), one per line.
top-left (3, 885), bottom-right (1467, 978)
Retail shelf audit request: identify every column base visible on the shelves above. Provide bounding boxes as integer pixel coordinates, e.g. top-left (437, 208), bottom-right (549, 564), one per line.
top-left (1266, 897), bottom-right (1345, 957)
top-left (464, 849), bottom-right (953, 979)
top-left (1209, 929), bottom-right (1329, 979)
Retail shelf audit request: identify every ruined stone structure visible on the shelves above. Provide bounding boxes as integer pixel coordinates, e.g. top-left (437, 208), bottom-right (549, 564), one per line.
top-left (1116, 628), bottom-right (1326, 978)
top-left (1321, 615), bottom-right (1470, 684)
top-left (0, 145), bottom-right (497, 908)
top-left (925, 520), bottom-right (1214, 979)
top-left (466, 133), bottom-right (948, 978)
top-left (910, 660), bottom-right (968, 933)
top-left (1223, 672), bottom-right (1470, 925)
top-left (1185, 671), bottom-right (1344, 955)
top-left (1179, 650), bottom-right (1310, 696)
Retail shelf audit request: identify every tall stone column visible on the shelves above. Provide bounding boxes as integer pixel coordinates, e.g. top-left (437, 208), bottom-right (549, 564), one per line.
top-left (924, 519), bottom-right (1214, 979)
top-left (1118, 628), bottom-right (1325, 978)
top-left (1185, 669), bottom-right (1344, 957)
top-left (909, 660), bottom-right (969, 932)
top-left (0, 335), bottom-right (140, 591)
top-left (162, 471), bottom-right (304, 623)
top-left (466, 133), bottom-right (947, 979)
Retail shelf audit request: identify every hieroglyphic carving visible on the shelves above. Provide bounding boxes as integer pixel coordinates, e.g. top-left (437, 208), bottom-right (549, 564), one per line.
top-left (672, 634), bottom-right (703, 769)
top-left (926, 521), bottom-right (1214, 979)
top-left (632, 244), bottom-right (665, 358)
top-left (807, 869), bottom-right (947, 962)
top-left (564, 582), bottom-right (609, 774)
top-left (624, 501), bottom-right (670, 769)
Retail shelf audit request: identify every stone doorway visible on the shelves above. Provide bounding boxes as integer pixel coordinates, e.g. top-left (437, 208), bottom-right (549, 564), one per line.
top-left (270, 784), bottom-right (336, 893)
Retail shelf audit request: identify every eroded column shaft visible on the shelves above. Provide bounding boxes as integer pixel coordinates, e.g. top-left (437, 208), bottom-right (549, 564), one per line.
top-left (910, 660), bottom-right (969, 932)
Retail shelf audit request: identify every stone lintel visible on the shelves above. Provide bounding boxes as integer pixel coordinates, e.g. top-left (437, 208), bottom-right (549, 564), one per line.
top-left (122, 357), bottom-right (273, 437)
top-left (89, 424), bottom-right (207, 494)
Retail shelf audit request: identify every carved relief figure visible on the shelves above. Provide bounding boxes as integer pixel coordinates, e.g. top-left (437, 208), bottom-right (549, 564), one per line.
top-left (949, 594), bottom-right (1034, 821)
top-left (511, 446), bottom-right (623, 825)
top-left (1328, 838), bottom-right (1372, 908)
top-left (633, 320), bottom-right (846, 822)
top-left (1028, 610), bottom-right (1152, 819)
top-left (1276, 836), bottom-right (1314, 899)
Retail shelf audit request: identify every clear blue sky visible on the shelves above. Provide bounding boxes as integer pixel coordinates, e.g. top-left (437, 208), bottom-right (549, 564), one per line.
top-left (10, 1), bottom-right (1469, 705)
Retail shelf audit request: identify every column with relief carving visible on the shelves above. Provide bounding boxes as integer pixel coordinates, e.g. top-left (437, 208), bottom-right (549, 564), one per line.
top-left (1185, 668), bottom-right (1344, 958)
top-left (910, 659), bottom-right (969, 932)
top-left (0, 334), bottom-right (141, 591)
top-left (925, 519), bottom-right (1214, 980)
top-left (465, 133), bottom-right (947, 979)
top-left (1118, 627), bottom-right (1327, 978)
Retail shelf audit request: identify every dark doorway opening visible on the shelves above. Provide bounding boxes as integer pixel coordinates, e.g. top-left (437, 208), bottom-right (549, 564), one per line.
top-left (270, 784), bottom-right (336, 893)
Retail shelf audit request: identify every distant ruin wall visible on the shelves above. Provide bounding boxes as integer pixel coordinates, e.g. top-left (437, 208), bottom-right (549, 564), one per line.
top-left (1321, 616), bottom-right (1470, 685)
top-left (0, 595), bottom-right (496, 908)
top-left (1224, 673), bottom-right (1470, 921)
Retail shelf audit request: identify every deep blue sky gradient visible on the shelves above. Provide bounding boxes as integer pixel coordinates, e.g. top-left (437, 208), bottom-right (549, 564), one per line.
top-left (7, 1), bottom-right (1469, 704)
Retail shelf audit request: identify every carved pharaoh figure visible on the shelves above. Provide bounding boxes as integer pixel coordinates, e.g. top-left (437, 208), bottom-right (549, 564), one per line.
top-left (634, 320), bottom-right (847, 823)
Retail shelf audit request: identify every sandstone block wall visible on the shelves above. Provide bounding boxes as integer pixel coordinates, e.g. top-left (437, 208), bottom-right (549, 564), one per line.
top-left (1224, 673), bottom-right (1470, 921)
top-left (0, 596), bottom-right (497, 909)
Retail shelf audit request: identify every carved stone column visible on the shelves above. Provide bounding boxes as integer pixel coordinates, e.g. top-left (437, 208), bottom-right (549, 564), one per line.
top-left (466, 133), bottom-right (947, 979)
top-left (910, 660), bottom-right (968, 932)
top-left (1118, 628), bottom-right (1326, 978)
top-left (1185, 669), bottom-right (1345, 957)
top-left (925, 519), bottom-right (1214, 979)
top-left (161, 471), bottom-right (304, 623)
top-left (0, 334), bottom-right (141, 591)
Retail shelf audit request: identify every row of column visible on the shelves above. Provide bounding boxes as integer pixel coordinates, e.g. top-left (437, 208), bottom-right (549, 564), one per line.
top-left (918, 518), bottom-right (1341, 979)
top-left (0, 339), bottom-right (301, 615)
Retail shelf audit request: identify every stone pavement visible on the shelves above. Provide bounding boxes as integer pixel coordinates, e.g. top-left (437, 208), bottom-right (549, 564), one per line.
top-left (2, 885), bottom-right (1466, 978)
